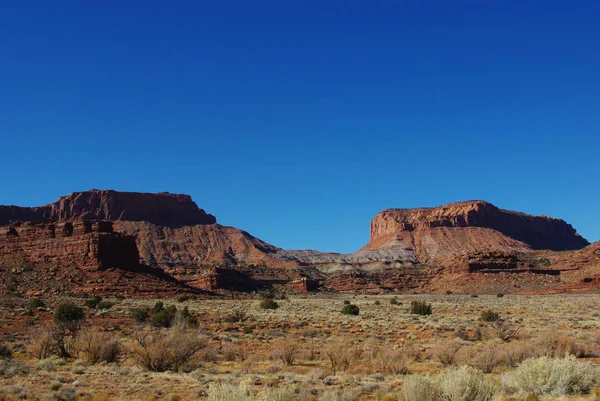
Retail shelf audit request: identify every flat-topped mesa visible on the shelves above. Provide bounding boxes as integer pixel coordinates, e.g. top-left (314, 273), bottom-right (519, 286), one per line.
top-left (0, 190), bottom-right (216, 228)
top-left (367, 200), bottom-right (589, 252)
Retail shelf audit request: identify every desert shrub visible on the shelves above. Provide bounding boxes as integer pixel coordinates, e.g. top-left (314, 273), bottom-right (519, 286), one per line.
top-left (28, 327), bottom-right (55, 359)
top-left (96, 301), bottom-right (114, 310)
top-left (440, 365), bottom-right (496, 401)
top-left (0, 341), bottom-right (12, 360)
top-left (224, 310), bottom-right (247, 323)
top-left (76, 329), bottom-right (121, 364)
top-left (380, 349), bottom-right (409, 375)
top-left (325, 337), bottom-right (352, 374)
top-left (410, 300), bottom-right (432, 315)
top-left (151, 305), bottom-right (178, 328)
top-left (319, 388), bottom-right (362, 401)
top-left (471, 346), bottom-right (500, 373)
top-left (259, 298), bottom-right (279, 310)
top-left (152, 301), bottom-right (164, 313)
top-left (402, 375), bottom-right (442, 401)
top-left (206, 383), bottom-right (250, 401)
top-left (536, 332), bottom-right (578, 357)
top-left (130, 307), bottom-right (150, 323)
top-left (29, 298), bottom-right (45, 308)
top-left (177, 295), bottom-right (191, 302)
top-left (341, 304), bottom-right (359, 316)
top-left (260, 387), bottom-right (297, 401)
top-left (501, 355), bottom-right (597, 396)
top-left (132, 323), bottom-right (208, 372)
top-left (343, 300), bottom-right (351, 305)
top-left (501, 342), bottom-right (534, 367)
top-left (390, 297), bottom-right (399, 305)
top-left (374, 300), bottom-right (381, 305)
top-left (435, 340), bottom-right (461, 367)
top-left (495, 320), bottom-right (520, 342)
top-left (480, 310), bottom-right (500, 322)
top-left (273, 339), bottom-right (298, 366)
top-left (497, 293), bottom-right (505, 298)
top-left (54, 303), bottom-right (84, 324)
top-left (85, 296), bottom-right (102, 309)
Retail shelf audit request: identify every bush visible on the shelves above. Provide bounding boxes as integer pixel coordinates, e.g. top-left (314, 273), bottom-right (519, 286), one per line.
top-left (206, 383), bottom-right (250, 401)
top-left (131, 307), bottom-right (150, 323)
top-left (152, 301), bottom-right (164, 313)
top-left (132, 324), bottom-right (208, 372)
top-left (501, 355), bottom-right (597, 396)
top-left (0, 342), bottom-right (12, 360)
top-left (374, 300), bottom-right (381, 305)
top-left (402, 375), bottom-right (442, 401)
top-left (151, 305), bottom-right (178, 328)
top-left (440, 365), bottom-right (496, 401)
top-left (85, 296), bottom-right (102, 309)
top-left (96, 301), bottom-right (114, 310)
top-left (259, 298), bottom-right (279, 310)
top-left (54, 303), bottom-right (84, 324)
top-left (274, 339), bottom-right (297, 366)
top-left (343, 300), bottom-right (350, 305)
top-left (497, 293), bottom-right (505, 298)
top-left (435, 340), bottom-right (461, 367)
top-left (341, 304), bottom-right (359, 316)
top-left (177, 295), bottom-right (191, 302)
top-left (390, 297), bottom-right (399, 305)
top-left (410, 300), bottom-right (432, 315)
top-left (76, 329), bottom-right (121, 364)
top-left (224, 310), bottom-right (247, 323)
top-left (325, 337), bottom-right (352, 374)
top-left (29, 298), bottom-right (45, 308)
top-left (480, 309), bottom-right (500, 322)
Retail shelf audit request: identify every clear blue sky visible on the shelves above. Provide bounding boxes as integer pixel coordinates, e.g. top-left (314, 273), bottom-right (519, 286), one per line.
top-left (1, 1), bottom-right (599, 253)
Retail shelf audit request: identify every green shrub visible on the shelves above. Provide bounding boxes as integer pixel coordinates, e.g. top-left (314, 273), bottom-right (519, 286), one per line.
top-left (85, 296), bottom-right (102, 309)
top-left (390, 297), bottom-right (399, 305)
top-left (341, 304), bottom-right (359, 316)
top-left (0, 342), bottom-right (12, 360)
top-left (410, 300), bottom-right (432, 315)
top-left (497, 293), bottom-right (505, 298)
top-left (343, 300), bottom-right (351, 305)
top-left (29, 298), bottom-right (45, 308)
top-left (180, 306), bottom-right (198, 328)
top-left (151, 305), bottom-right (178, 328)
top-left (131, 307), bottom-right (150, 323)
top-left (152, 301), bottom-right (164, 313)
top-left (480, 310), bottom-right (500, 322)
top-left (96, 301), bottom-right (114, 310)
top-left (54, 303), bottom-right (85, 324)
top-left (259, 299), bottom-right (279, 310)
top-left (177, 295), bottom-right (191, 303)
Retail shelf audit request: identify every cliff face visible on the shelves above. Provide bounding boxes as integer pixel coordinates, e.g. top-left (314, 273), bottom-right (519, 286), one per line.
top-left (364, 201), bottom-right (589, 257)
top-left (0, 190), bottom-right (216, 228)
top-left (0, 220), bottom-right (139, 271)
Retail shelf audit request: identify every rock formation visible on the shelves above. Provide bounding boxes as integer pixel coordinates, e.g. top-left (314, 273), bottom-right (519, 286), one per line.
top-left (0, 220), bottom-right (139, 270)
top-left (1, 191), bottom-right (598, 295)
top-left (0, 190), bottom-right (216, 227)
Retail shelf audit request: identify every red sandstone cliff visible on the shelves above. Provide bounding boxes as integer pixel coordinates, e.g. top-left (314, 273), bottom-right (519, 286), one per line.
top-left (0, 190), bottom-right (216, 227)
top-left (363, 201), bottom-right (589, 261)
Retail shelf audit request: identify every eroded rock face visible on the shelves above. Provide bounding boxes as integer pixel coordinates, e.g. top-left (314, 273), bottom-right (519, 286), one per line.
top-left (0, 190), bottom-right (216, 228)
top-left (0, 221), bottom-right (139, 270)
top-left (364, 201), bottom-right (589, 258)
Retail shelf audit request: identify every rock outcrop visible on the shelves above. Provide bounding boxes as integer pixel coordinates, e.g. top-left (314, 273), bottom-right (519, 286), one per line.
top-left (1, 220), bottom-right (139, 270)
top-left (0, 190), bottom-right (216, 227)
top-left (364, 201), bottom-right (588, 258)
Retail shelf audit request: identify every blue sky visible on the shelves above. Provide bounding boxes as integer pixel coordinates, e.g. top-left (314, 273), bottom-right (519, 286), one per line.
top-left (1, 1), bottom-right (599, 253)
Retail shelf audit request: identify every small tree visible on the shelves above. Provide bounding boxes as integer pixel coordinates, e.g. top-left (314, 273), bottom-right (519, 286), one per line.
top-left (341, 304), bottom-right (360, 316)
top-left (410, 300), bottom-right (432, 315)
